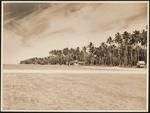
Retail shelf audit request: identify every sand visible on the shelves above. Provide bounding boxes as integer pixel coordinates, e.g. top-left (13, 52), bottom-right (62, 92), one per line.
top-left (2, 64), bottom-right (147, 111)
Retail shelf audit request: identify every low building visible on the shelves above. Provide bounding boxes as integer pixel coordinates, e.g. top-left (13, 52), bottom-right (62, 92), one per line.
top-left (69, 60), bottom-right (85, 65)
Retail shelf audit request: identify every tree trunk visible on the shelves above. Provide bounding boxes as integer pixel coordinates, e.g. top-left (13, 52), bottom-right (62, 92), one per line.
top-left (124, 45), bottom-right (128, 66)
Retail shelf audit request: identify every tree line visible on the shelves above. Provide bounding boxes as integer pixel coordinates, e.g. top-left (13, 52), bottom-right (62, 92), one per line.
top-left (20, 29), bottom-right (147, 67)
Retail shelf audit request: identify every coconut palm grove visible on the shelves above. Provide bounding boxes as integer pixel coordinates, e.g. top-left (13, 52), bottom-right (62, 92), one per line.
top-left (20, 29), bottom-right (147, 67)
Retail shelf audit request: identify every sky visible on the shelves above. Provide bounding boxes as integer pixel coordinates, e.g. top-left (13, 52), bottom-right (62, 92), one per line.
top-left (3, 2), bottom-right (148, 64)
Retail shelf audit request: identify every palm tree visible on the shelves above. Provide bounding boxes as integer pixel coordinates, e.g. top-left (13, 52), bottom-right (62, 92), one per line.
top-left (101, 42), bottom-right (108, 65)
top-left (132, 30), bottom-right (141, 63)
top-left (82, 46), bottom-right (88, 63)
top-left (114, 32), bottom-right (123, 66)
top-left (107, 36), bottom-right (113, 65)
top-left (75, 47), bottom-right (80, 61)
top-left (122, 31), bottom-right (131, 66)
top-left (88, 42), bottom-right (95, 54)
top-left (88, 42), bottom-right (95, 65)
top-left (140, 30), bottom-right (147, 63)
top-left (140, 29), bottom-right (147, 47)
top-left (107, 36), bottom-right (113, 45)
top-left (20, 29), bottom-right (147, 67)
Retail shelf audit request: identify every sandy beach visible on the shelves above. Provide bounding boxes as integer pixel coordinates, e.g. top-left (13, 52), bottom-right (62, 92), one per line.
top-left (2, 64), bottom-right (147, 111)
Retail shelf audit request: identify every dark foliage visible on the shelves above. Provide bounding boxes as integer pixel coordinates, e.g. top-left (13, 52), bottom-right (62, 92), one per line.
top-left (20, 29), bottom-right (147, 67)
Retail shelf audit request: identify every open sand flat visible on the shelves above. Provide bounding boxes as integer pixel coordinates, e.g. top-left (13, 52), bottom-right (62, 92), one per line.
top-left (2, 64), bottom-right (147, 111)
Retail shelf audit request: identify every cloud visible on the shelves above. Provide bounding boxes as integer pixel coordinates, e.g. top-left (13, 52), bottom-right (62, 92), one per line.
top-left (3, 3), bottom-right (147, 64)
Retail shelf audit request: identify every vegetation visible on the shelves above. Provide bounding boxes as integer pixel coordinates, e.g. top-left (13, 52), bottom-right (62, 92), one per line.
top-left (20, 29), bottom-right (147, 67)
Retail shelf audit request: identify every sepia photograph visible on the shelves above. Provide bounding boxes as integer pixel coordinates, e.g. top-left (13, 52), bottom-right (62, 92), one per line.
top-left (1, 1), bottom-right (149, 112)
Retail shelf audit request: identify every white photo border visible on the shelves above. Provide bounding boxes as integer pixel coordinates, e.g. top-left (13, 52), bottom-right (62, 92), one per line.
top-left (1, 1), bottom-right (149, 112)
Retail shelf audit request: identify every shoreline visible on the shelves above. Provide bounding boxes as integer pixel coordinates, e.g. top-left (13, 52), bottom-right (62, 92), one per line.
top-left (2, 64), bottom-right (147, 71)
